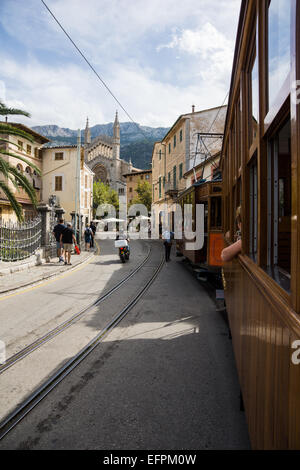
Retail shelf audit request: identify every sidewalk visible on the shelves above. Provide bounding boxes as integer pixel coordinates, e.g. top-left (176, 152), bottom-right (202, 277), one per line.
top-left (0, 249), bottom-right (94, 295)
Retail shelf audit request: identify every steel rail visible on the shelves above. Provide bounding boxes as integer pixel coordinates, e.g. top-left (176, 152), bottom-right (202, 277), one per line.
top-left (0, 249), bottom-right (164, 442)
top-left (0, 242), bottom-right (152, 375)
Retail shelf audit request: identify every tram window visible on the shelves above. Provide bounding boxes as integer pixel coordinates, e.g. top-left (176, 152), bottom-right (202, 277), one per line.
top-left (237, 178), bottom-right (242, 207)
top-left (236, 99), bottom-right (242, 171)
top-left (211, 197), bottom-right (222, 229)
top-left (268, 0), bottom-right (291, 110)
top-left (249, 157), bottom-right (258, 262)
top-left (266, 120), bottom-right (291, 291)
top-left (250, 50), bottom-right (259, 146)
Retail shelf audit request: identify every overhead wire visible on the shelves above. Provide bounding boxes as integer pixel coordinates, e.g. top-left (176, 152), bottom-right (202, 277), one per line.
top-left (188, 91), bottom-right (229, 179)
top-left (42, 0), bottom-right (228, 192)
top-left (41, 0), bottom-right (153, 146)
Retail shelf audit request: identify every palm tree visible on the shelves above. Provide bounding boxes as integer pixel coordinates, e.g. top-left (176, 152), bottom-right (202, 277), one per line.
top-left (0, 101), bottom-right (41, 221)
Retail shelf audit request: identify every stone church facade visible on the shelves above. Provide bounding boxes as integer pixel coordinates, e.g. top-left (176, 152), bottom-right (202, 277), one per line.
top-left (84, 112), bottom-right (140, 196)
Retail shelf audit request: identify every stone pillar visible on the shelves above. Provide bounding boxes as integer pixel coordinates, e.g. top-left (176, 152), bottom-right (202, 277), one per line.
top-left (70, 211), bottom-right (81, 246)
top-left (55, 206), bottom-right (66, 222)
top-left (37, 203), bottom-right (52, 262)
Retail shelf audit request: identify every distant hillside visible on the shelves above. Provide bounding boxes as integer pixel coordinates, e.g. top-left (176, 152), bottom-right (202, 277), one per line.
top-left (32, 122), bottom-right (169, 169)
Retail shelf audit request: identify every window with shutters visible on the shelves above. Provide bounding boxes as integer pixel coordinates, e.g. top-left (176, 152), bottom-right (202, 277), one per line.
top-left (179, 163), bottom-right (183, 180)
top-left (55, 176), bottom-right (63, 191)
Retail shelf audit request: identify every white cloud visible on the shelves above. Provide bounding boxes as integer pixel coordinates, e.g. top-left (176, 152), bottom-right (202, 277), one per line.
top-left (1, 54), bottom-right (228, 129)
top-left (157, 22), bottom-right (235, 85)
top-left (1, 0), bottom-right (240, 60)
top-left (0, 0), bottom-right (241, 128)
top-left (160, 23), bottom-right (232, 57)
top-left (0, 81), bottom-right (7, 102)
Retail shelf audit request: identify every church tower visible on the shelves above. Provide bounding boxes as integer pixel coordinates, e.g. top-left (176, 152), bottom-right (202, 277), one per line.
top-left (112, 111), bottom-right (120, 160)
top-left (84, 117), bottom-right (91, 146)
top-left (128, 157), bottom-right (133, 173)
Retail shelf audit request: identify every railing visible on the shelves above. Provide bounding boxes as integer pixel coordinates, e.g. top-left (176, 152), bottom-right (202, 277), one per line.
top-left (0, 216), bottom-right (42, 262)
top-left (164, 181), bottom-right (185, 194)
top-left (164, 181), bottom-right (178, 193)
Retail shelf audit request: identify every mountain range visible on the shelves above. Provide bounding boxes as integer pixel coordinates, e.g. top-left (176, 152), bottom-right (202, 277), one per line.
top-left (32, 122), bottom-right (170, 170)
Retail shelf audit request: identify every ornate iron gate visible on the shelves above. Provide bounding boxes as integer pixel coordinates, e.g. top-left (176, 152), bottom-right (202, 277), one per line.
top-left (0, 216), bottom-right (42, 262)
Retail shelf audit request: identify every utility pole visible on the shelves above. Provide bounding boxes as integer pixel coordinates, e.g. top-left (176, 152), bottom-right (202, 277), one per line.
top-left (75, 129), bottom-right (81, 245)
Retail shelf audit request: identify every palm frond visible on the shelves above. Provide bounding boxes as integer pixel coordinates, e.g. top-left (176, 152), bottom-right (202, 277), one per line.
top-left (0, 101), bottom-right (30, 117)
top-left (0, 180), bottom-right (23, 221)
top-left (8, 166), bottom-right (38, 206)
top-left (0, 149), bottom-right (41, 175)
top-left (0, 138), bottom-right (23, 149)
top-left (0, 156), bottom-right (10, 179)
top-left (0, 123), bottom-right (35, 143)
top-left (9, 167), bottom-right (37, 206)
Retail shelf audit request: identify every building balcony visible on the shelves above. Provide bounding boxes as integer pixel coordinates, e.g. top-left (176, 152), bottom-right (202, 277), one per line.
top-left (164, 181), bottom-right (179, 198)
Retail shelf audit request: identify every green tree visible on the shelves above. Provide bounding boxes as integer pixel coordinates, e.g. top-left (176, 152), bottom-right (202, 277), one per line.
top-left (129, 180), bottom-right (152, 212)
top-left (93, 181), bottom-right (119, 216)
top-left (0, 101), bottom-right (41, 221)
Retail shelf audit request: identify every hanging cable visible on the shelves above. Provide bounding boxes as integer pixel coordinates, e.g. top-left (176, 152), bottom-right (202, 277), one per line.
top-left (41, 0), bottom-right (152, 144)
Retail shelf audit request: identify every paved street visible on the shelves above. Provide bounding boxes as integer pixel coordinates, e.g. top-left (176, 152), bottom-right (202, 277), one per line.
top-left (0, 240), bottom-right (250, 450)
top-left (0, 237), bottom-right (149, 359)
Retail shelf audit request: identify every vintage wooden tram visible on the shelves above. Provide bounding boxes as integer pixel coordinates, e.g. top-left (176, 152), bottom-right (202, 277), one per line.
top-left (176, 179), bottom-right (224, 273)
top-left (221, 0), bottom-right (300, 449)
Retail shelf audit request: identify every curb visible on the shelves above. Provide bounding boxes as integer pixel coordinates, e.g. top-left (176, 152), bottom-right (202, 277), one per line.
top-left (0, 252), bottom-right (95, 296)
top-left (0, 257), bottom-right (39, 276)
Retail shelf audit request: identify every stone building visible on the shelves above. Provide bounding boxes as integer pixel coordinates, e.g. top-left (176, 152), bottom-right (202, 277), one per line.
top-left (123, 169), bottom-right (152, 206)
top-left (84, 112), bottom-right (140, 198)
top-left (152, 105), bottom-right (227, 231)
top-left (0, 123), bottom-right (50, 222)
top-left (41, 145), bottom-right (94, 227)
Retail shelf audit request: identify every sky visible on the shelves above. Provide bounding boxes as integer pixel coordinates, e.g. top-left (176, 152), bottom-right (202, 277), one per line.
top-left (0, 0), bottom-right (241, 129)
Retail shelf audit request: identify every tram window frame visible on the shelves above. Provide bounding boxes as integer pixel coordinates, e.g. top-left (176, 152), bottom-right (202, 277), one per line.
top-left (245, 13), bottom-right (259, 155)
top-left (248, 155), bottom-right (258, 262)
top-left (236, 177), bottom-right (242, 213)
top-left (236, 98), bottom-right (242, 174)
top-left (210, 196), bottom-right (222, 230)
top-left (264, 0), bottom-right (291, 132)
top-left (267, 0), bottom-right (291, 113)
top-left (232, 122), bottom-right (236, 182)
top-left (264, 118), bottom-right (291, 292)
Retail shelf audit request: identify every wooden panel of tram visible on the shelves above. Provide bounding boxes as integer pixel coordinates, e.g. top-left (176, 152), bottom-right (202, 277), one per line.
top-left (223, 259), bottom-right (300, 449)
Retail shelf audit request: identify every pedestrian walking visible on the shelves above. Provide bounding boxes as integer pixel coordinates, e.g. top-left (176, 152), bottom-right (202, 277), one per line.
top-left (60, 222), bottom-right (76, 265)
top-left (90, 222), bottom-right (96, 248)
top-left (84, 225), bottom-right (93, 251)
top-left (53, 218), bottom-right (65, 263)
top-left (162, 230), bottom-right (174, 262)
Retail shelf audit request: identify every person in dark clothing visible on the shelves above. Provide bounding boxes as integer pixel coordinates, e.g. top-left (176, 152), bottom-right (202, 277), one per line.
top-left (84, 225), bottom-right (93, 251)
top-left (90, 222), bottom-right (96, 248)
top-left (53, 218), bottom-right (65, 262)
top-left (60, 222), bottom-right (76, 265)
top-left (162, 230), bottom-right (174, 262)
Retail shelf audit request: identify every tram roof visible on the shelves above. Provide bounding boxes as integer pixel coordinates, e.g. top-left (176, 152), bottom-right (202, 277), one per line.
top-left (178, 174), bottom-right (222, 200)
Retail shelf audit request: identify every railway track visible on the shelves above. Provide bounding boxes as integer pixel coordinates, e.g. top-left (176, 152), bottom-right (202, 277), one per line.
top-left (0, 245), bottom-right (164, 442)
top-left (0, 241), bottom-right (152, 375)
